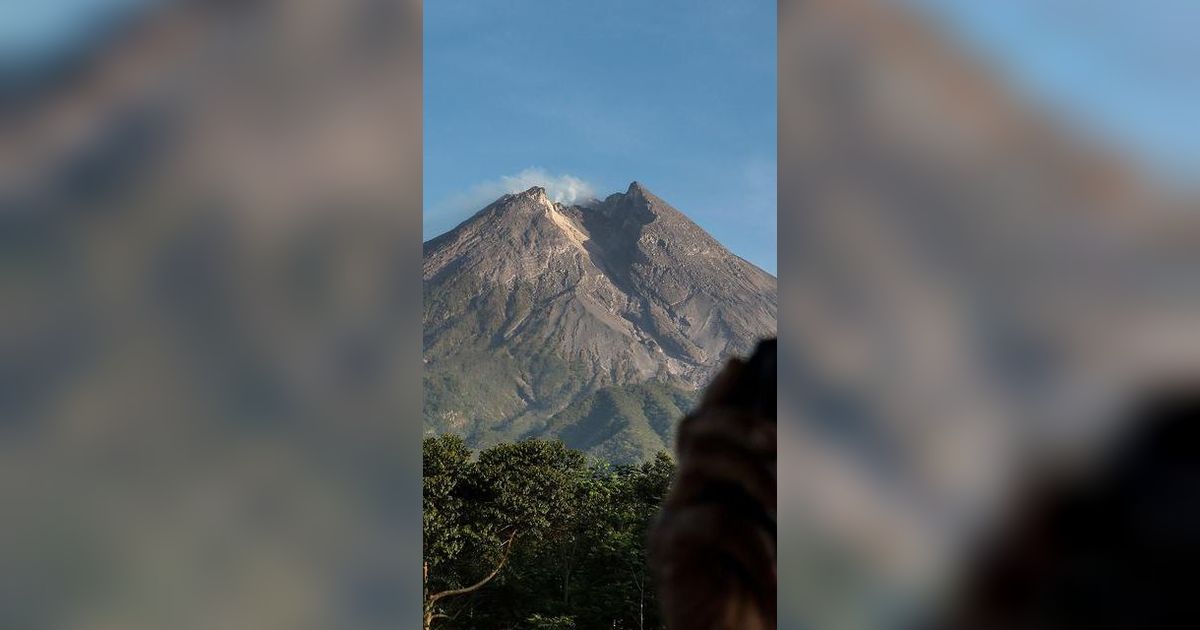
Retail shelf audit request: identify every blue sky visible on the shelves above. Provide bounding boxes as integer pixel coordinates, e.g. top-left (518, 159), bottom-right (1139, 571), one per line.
top-left (424, 0), bottom-right (778, 273)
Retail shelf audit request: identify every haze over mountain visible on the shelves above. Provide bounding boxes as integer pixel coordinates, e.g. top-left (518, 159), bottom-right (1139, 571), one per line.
top-left (422, 182), bottom-right (777, 462)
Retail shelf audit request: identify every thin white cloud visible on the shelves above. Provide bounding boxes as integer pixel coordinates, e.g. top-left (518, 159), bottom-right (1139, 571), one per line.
top-left (426, 168), bottom-right (598, 238)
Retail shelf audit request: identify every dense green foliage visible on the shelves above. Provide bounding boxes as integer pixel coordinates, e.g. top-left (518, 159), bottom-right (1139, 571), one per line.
top-left (423, 435), bottom-right (675, 629)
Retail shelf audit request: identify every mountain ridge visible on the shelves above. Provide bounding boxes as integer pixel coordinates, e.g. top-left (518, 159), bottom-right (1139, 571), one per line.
top-left (422, 181), bottom-right (777, 462)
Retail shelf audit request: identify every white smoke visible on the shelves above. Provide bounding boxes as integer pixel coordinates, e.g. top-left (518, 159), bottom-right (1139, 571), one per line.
top-left (497, 168), bottom-right (597, 204)
top-left (426, 168), bottom-right (599, 238)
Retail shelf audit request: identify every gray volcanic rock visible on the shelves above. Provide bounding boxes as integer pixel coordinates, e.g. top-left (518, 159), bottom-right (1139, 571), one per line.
top-left (422, 182), bottom-right (776, 460)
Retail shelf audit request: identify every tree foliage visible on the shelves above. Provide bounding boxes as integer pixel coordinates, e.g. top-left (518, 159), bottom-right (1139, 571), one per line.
top-left (423, 436), bottom-right (675, 629)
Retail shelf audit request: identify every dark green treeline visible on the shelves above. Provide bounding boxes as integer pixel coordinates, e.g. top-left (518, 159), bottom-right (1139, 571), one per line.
top-left (423, 435), bottom-right (674, 629)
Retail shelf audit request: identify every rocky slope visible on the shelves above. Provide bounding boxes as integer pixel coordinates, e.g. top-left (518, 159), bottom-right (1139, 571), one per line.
top-left (422, 182), bottom-right (777, 461)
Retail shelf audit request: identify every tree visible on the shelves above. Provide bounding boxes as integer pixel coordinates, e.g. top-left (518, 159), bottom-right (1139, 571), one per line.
top-left (423, 434), bottom-right (471, 576)
top-left (424, 529), bottom-right (517, 629)
top-left (423, 438), bottom-right (594, 628)
top-left (423, 434), bottom-right (477, 629)
top-left (422, 437), bottom-right (676, 629)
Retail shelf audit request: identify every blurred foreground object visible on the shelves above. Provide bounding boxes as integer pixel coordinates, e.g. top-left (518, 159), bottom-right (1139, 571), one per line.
top-left (651, 338), bottom-right (777, 630)
top-left (942, 384), bottom-right (1200, 630)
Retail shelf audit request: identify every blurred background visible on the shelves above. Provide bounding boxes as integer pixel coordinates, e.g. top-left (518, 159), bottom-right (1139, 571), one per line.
top-left (1, 1), bottom-right (423, 629)
top-left (1, 0), bottom-right (1197, 629)
top-left (778, 0), bottom-right (1197, 628)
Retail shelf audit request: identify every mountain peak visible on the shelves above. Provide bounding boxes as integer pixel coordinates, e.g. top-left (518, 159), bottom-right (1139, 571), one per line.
top-left (593, 180), bottom-right (654, 211)
top-left (514, 185), bottom-right (549, 201)
top-left (625, 181), bottom-right (659, 204)
top-left (490, 185), bottom-right (553, 214)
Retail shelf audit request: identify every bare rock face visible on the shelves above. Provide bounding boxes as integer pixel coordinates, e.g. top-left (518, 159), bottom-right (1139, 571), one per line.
top-left (422, 182), bottom-right (777, 461)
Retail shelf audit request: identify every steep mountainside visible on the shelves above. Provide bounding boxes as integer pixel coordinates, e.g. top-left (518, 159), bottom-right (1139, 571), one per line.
top-left (422, 182), bottom-right (776, 461)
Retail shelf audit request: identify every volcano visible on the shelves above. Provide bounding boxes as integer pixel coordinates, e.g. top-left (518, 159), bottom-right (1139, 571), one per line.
top-left (422, 182), bottom-right (776, 462)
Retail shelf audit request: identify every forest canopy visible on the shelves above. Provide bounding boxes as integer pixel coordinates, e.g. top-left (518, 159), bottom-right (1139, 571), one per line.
top-left (423, 435), bottom-right (675, 630)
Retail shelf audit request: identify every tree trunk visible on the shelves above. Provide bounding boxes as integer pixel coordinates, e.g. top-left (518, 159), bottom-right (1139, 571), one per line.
top-left (631, 563), bottom-right (646, 630)
top-left (424, 531), bottom-right (518, 629)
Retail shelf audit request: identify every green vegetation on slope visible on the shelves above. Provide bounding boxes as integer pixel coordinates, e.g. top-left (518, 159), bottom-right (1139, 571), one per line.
top-left (423, 351), bottom-right (604, 446)
top-left (546, 382), bottom-right (698, 464)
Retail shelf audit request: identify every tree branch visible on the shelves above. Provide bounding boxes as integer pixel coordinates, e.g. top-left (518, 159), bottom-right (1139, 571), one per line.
top-left (428, 530), bottom-right (519, 605)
